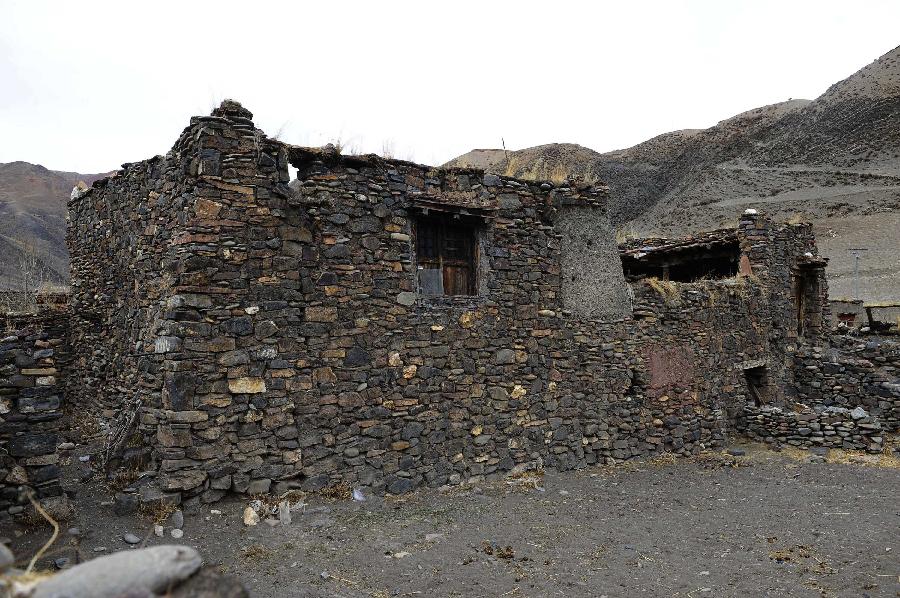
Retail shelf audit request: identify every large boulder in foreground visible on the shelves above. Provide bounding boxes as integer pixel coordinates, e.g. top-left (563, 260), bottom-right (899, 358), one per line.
top-left (17, 545), bottom-right (247, 598)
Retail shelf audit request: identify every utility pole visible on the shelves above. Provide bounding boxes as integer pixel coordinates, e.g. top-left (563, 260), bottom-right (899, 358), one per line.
top-left (847, 248), bottom-right (868, 302)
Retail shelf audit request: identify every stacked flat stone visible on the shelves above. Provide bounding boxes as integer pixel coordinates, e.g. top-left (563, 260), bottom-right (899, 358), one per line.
top-left (0, 306), bottom-right (67, 514)
top-left (741, 404), bottom-right (883, 452)
top-left (793, 340), bottom-right (899, 431)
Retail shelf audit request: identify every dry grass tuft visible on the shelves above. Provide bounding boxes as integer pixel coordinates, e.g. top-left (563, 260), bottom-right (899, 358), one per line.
top-left (647, 452), bottom-right (678, 466)
top-left (105, 467), bottom-right (141, 494)
top-left (139, 501), bottom-right (177, 524)
top-left (647, 277), bottom-right (681, 305)
top-left (786, 212), bottom-right (807, 225)
top-left (240, 543), bottom-right (273, 562)
top-left (779, 443), bottom-right (900, 469)
top-left (317, 482), bottom-right (352, 501)
top-left (729, 273), bottom-right (760, 301)
top-left (505, 468), bottom-right (545, 492)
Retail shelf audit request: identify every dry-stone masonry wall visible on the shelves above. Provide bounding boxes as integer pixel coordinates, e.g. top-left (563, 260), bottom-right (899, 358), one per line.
top-left (63, 101), bottom-right (877, 506)
top-left (740, 403), bottom-right (883, 452)
top-left (0, 306), bottom-right (68, 514)
top-left (793, 336), bottom-right (900, 432)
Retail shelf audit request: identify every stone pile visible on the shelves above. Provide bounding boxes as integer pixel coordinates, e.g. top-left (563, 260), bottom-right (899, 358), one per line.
top-left (0, 307), bottom-right (68, 514)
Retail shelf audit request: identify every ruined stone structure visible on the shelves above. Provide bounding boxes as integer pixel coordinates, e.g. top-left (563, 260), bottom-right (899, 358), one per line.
top-left (1, 100), bottom-right (895, 513)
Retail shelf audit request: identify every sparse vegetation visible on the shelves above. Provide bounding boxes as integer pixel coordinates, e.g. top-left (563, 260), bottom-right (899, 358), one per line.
top-left (106, 467), bottom-right (141, 494)
top-left (139, 500), bottom-right (177, 524)
top-left (241, 543), bottom-right (274, 562)
top-left (329, 135), bottom-right (361, 156)
top-left (646, 277), bottom-right (681, 305)
top-left (615, 224), bottom-right (638, 244)
top-left (317, 481), bottom-right (352, 500)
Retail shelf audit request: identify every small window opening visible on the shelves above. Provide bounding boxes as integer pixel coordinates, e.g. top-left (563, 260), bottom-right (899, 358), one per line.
top-left (836, 312), bottom-right (857, 326)
top-left (744, 365), bottom-right (769, 406)
top-left (414, 213), bottom-right (478, 296)
top-left (621, 240), bottom-right (740, 282)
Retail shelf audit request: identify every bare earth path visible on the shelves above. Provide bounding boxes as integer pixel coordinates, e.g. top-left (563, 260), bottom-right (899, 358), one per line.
top-left (3, 444), bottom-right (898, 597)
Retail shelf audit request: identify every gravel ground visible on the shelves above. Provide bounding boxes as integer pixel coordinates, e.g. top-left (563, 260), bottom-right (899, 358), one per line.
top-left (3, 444), bottom-right (898, 597)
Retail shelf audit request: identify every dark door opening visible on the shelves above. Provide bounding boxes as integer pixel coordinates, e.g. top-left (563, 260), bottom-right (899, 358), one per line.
top-left (794, 269), bottom-right (820, 337)
top-left (744, 365), bottom-right (769, 406)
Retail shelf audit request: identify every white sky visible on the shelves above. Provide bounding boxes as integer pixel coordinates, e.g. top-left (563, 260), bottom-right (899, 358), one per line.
top-left (1, 0), bottom-right (898, 173)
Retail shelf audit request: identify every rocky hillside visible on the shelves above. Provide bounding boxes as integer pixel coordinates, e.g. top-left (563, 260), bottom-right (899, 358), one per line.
top-left (447, 45), bottom-right (900, 301)
top-left (0, 162), bottom-right (108, 290)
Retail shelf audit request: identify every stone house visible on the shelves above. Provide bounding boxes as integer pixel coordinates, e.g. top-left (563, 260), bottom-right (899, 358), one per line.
top-left (2, 101), bottom-right (895, 512)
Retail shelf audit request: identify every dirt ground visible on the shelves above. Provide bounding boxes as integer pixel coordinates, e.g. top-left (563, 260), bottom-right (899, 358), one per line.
top-left (3, 443), bottom-right (899, 598)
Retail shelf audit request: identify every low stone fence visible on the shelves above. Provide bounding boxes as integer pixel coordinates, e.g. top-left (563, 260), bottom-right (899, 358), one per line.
top-left (0, 309), bottom-right (68, 515)
top-left (740, 404), bottom-right (883, 452)
top-left (793, 338), bottom-right (900, 432)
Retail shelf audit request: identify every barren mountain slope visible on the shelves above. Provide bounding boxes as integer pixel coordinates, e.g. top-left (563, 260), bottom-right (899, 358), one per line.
top-left (0, 162), bottom-right (108, 289)
top-left (447, 45), bottom-right (900, 301)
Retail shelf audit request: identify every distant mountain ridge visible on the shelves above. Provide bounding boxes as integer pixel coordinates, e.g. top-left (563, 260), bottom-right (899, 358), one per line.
top-left (447, 45), bottom-right (900, 301)
top-left (2, 46), bottom-right (898, 300)
top-left (0, 161), bottom-right (109, 289)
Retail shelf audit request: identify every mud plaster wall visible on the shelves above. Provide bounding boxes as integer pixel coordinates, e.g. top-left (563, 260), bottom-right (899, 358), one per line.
top-left (555, 206), bottom-right (631, 320)
top-left (65, 102), bottom-right (839, 505)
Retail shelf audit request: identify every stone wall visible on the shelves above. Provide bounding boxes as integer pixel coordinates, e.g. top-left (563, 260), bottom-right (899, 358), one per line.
top-left (547, 277), bottom-right (771, 467)
top-left (65, 101), bottom-right (849, 506)
top-left (792, 335), bottom-right (900, 432)
top-left (740, 404), bottom-right (883, 452)
top-left (67, 155), bottom-right (181, 422)
top-left (0, 307), bottom-right (68, 514)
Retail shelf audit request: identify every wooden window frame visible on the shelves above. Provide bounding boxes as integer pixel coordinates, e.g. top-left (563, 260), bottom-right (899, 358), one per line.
top-left (413, 213), bottom-right (479, 296)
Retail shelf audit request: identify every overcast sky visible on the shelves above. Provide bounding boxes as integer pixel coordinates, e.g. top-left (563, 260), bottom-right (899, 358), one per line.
top-left (1, 0), bottom-right (898, 173)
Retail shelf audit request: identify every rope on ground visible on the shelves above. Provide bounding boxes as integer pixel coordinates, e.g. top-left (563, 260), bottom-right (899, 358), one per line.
top-left (25, 490), bottom-right (59, 573)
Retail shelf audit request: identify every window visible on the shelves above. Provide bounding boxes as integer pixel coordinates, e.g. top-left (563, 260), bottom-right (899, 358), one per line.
top-left (620, 240), bottom-right (740, 282)
top-left (414, 214), bottom-right (478, 296)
